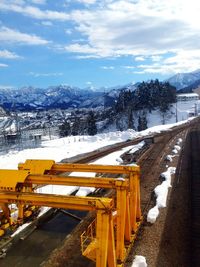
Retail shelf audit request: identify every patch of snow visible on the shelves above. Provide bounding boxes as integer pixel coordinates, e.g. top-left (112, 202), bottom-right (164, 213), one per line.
top-left (112, 211), bottom-right (117, 217)
top-left (174, 145), bottom-right (181, 151)
top-left (177, 138), bottom-right (183, 145)
top-left (166, 155), bottom-right (174, 162)
top-left (147, 205), bottom-right (159, 224)
top-left (172, 148), bottom-right (178, 154)
top-left (36, 185), bottom-right (78, 195)
top-left (129, 141), bottom-right (145, 154)
top-left (160, 167), bottom-right (176, 186)
top-left (155, 181), bottom-right (171, 208)
top-left (116, 157), bottom-right (123, 163)
top-left (76, 187), bottom-right (96, 197)
top-left (37, 207), bottom-right (51, 217)
top-left (131, 255), bottom-right (147, 267)
top-left (147, 167), bottom-right (176, 223)
top-left (11, 222), bottom-right (31, 237)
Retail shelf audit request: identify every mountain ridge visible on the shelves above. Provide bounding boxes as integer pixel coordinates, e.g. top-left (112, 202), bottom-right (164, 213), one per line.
top-left (0, 82), bottom-right (138, 111)
top-left (167, 69), bottom-right (200, 90)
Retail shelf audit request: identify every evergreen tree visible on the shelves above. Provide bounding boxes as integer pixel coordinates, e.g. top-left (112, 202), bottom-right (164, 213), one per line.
top-left (127, 108), bottom-right (134, 129)
top-left (59, 121), bottom-right (71, 137)
top-left (115, 90), bottom-right (133, 113)
top-left (87, 111), bottom-right (97, 136)
top-left (137, 114), bottom-right (148, 131)
top-left (71, 117), bottom-right (81, 136)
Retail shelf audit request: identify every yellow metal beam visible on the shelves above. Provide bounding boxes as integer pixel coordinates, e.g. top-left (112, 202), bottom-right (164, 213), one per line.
top-left (25, 174), bottom-right (129, 189)
top-left (18, 160), bottom-right (140, 175)
top-left (107, 215), bottom-right (116, 267)
top-left (51, 163), bottom-right (140, 175)
top-left (96, 210), bottom-right (110, 267)
top-left (116, 188), bottom-right (127, 262)
top-left (0, 191), bottom-right (113, 211)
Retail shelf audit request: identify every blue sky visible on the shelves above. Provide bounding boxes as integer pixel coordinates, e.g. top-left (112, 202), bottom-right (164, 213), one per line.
top-left (0, 0), bottom-right (200, 89)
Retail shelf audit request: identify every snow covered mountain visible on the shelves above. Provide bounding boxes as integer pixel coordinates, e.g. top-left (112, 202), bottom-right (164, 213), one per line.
top-left (0, 83), bottom-right (138, 111)
top-left (167, 69), bottom-right (200, 90)
top-left (0, 85), bottom-right (104, 111)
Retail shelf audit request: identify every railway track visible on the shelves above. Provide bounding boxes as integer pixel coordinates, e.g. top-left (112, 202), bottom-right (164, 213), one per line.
top-left (124, 129), bottom-right (188, 267)
top-left (0, 119), bottom-right (198, 267)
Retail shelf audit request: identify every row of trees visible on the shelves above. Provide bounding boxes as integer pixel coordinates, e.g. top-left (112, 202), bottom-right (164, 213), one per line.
top-left (59, 79), bottom-right (177, 136)
top-left (59, 110), bottom-right (97, 137)
top-left (115, 80), bottom-right (176, 113)
top-left (114, 79), bottom-right (176, 130)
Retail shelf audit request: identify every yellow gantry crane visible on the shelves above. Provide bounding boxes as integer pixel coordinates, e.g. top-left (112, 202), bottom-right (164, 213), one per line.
top-left (0, 159), bottom-right (142, 267)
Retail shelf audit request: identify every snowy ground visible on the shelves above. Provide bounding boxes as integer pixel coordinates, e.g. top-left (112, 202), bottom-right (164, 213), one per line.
top-left (146, 99), bottom-right (199, 128)
top-left (0, 117), bottom-right (193, 170)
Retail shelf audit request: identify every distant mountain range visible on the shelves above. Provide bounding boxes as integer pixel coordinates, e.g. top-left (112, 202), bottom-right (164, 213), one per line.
top-left (0, 69), bottom-right (200, 111)
top-left (0, 83), bottom-right (137, 111)
top-left (166, 69), bottom-right (200, 91)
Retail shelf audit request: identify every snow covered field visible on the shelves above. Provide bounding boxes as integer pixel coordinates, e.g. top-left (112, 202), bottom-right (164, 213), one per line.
top-left (145, 99), bottom-right (199, 128)
top-left (0, 117), bottom-right (192, 170)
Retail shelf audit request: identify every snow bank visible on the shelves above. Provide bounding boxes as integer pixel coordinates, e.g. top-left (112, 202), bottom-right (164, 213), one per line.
top-left (129, 141), bottom-right (145, 154)
top-left (177, 138), bottom-right (183, 145)
top-left (160, 167), bottom-right (176, 186)
top-left (172, 143), bottom-right (182, 154)
top-left (138, 117), bottom-right (192, 137)
top-left (146, 205), bottom-right (159, 224)
top-left (131, 255), bottom-right (147, 267)
top-left (172, 148), bottom-right (178, 154)
top-left (147, 167), bottom-right (176, 223)
top-left (165, 155), bottom-right (175, 162)
top-left (174, 145), bottom-right (181, 151)
top-left (155, 181), bottom-right (171, 208)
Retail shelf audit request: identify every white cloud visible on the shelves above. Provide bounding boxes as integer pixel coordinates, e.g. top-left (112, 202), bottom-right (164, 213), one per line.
top-left (0, 26), bottom-right (49, 45)
top-left (151, 55), bottom-right (162, 62)
top-left (0, 49), bottom-right (21, 59)
top-left (64, 43), bottom-right (108, 57)
top-left (65, 29), bottom-right (72, 35)
top-left (0, 63), bottom-right (8, 67)
top-left (63, 0), bottom-right (200, 73)
top-left (76, 0), bottom-right (96, 4)
top-left (123, 66), bottom-right (135, 69)
top-left (134, 50), bottom-right (200, 75)
top-left (41, 21), bottom-right (53, 26)
top-left (135, 56), bottom-right (146, 62)
top-left (101, 66), bottom-right (114, 70)
top-left (29, 72), bottom-right (63, 77)
top-left (0, 85), bottom-right (14, 89)
top-left (1, 0), bottom-right (200, 74)
top-left (66, 0), bottom-right (96, 4)
top-left (0, 1), bottom-right (70, 21)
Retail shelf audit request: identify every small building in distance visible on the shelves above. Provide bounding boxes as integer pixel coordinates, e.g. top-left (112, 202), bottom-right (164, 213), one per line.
top-left (177, 93), bottom-right (199, 102)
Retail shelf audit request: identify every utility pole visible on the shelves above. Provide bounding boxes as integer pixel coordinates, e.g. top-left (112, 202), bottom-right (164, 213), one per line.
top-left (176, 101), bottom-right (178, 123)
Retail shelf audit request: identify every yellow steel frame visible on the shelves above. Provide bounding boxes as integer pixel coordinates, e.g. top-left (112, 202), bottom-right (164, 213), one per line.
top-left (0, 159), bottom-right (142, 267)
